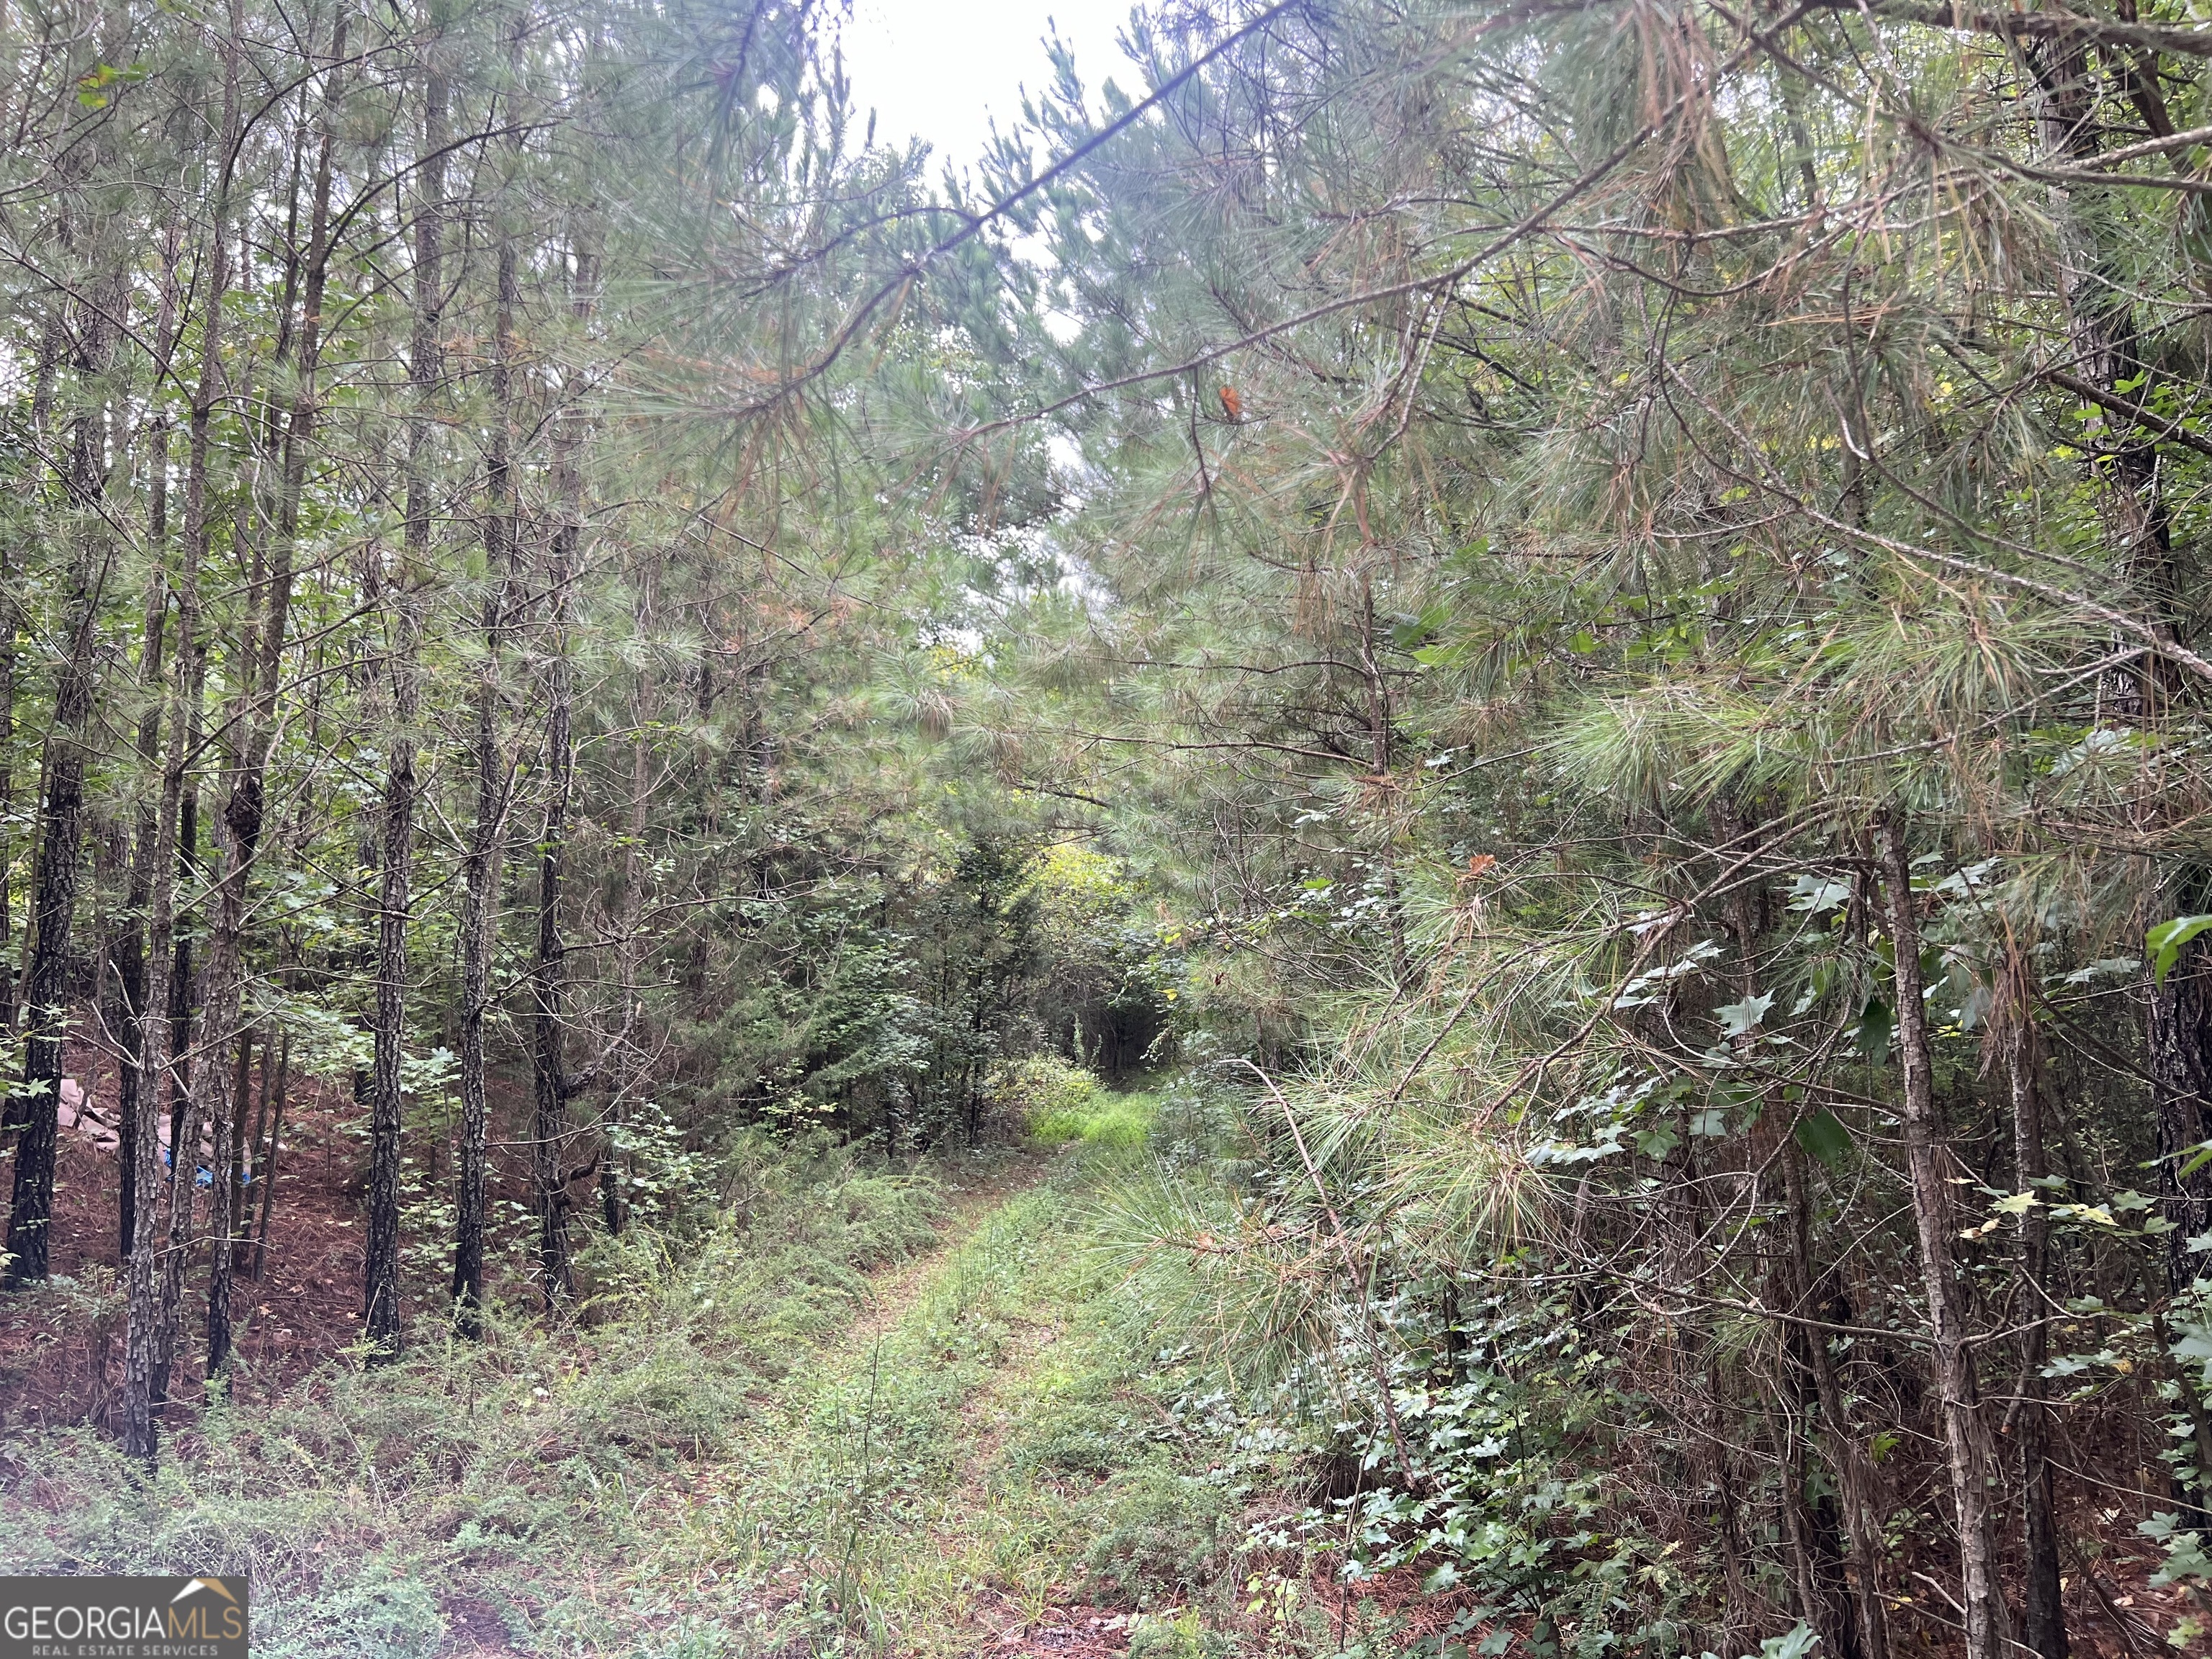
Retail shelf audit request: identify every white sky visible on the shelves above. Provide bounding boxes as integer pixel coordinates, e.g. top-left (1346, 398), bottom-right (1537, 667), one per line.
top-left (836, 0), bottom-right (1143, 176)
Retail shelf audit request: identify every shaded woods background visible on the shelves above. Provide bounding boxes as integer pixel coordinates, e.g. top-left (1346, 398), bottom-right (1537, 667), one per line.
top-left (6, 0), bottom-right (2212, 1655)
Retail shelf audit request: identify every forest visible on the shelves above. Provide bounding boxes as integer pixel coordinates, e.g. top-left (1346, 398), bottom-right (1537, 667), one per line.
top-left (1, 0), bottom-right (2210, 1653)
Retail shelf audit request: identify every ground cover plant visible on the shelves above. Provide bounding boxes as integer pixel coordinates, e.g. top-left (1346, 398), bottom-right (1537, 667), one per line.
top-left (6, 1126), bottom-right (1269, 1656)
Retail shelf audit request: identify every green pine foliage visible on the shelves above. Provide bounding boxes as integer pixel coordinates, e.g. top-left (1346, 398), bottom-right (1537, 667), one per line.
top-left (7, 0), bottom-right (2212, 1652)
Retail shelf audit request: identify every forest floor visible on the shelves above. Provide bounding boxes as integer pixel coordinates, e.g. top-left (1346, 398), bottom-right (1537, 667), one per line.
top-left (0, 1039), bottom-right (550, 1429)
top-left (0, 1095), bottom-right (2192, 1658)
top-left (0, 1104), bottom-right (1339, 1658)
top-left (2, 1076), bottom-right (2202, 1659)
top-left (703, 1145), bottom-right (1172, 1658)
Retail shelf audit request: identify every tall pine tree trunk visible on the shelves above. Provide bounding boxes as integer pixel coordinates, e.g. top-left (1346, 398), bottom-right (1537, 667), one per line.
top-left (531, 533), bottom-right (576, 1308)
top-left (2031, 41), bottom-right (2212, 1288)
top-left (531, 235), bottom-right (593, 1309)
top-left (151, 657), bottom-right (205, 1409)
top-left (364, 48), bottom-right (445, 1358)
top-left (137, 0), bottom-right (241, 1432)
top-left (0, 319), bottom-right (71, 1046)
top-left (5, 250), bottom-right (124, 1285)
top-left (122, 207), bottom-right (226, 1462)
top-left (2003, 942), bottom-right (2069, 1659)
top-left (1779, 1138), bottom-right (1892, 1659)
top-left (114, 216), bottom-right (185, 1264)
top-left (122, 585), bottom-right (194, 1461)
top-left (454, 225), bottom-right (516, 1336)
top-left (199, 4), bottom-right (346, 1381)
top-left (602, 691), bottom-right (651, 1237)
top-left (1879, 816), bottom-right (2005, 1659)
top-left (118, 475), bottom-right (167, 1264)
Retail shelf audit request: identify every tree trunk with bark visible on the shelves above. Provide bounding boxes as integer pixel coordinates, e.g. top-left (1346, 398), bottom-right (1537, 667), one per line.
top-left (454, 207), bottom-right (517, 1334)
top-left (1879, 816), bottom-right (2006, 1659)
top-left (532, 235), bottom-right (593, 1309)
top-left (5, 251), bottom-right (124, 1286)
top-left (114, 216), bottom-right (184, 1263)
top-left (364, 50), bottom-right (446, 1361)
top-left (1779, 1138), bottom-right (1892, 1659)
top-left (2002, 943), bottom-right (2069, 1659)
top-left (198, 4), bottom-right (345, 1382)
top-left (122, 212), bottom-right (226, 1463)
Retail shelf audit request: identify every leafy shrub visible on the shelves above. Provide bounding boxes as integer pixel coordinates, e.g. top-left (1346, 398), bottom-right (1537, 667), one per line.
top-left (1079, 1465), bottom-right (1234, 1607)
top-left (992, 1055), bottom-right (1155, 1146)
top-left (1126, 1609), bottom-right (1234, 1659)
top-left (1008, 1398), bottom-right (1136, 1475)
top-left (994, 1054), bottom-right (1100, 1133)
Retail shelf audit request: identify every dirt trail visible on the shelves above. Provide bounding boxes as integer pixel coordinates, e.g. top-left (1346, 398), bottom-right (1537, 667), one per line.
top-left (929, 1297), bottom-right (1134, 1659)
top-left (429, 1151), bottom-right (1084, 1658)
top-left (716, 1147), bottom-right (1145, 1659)
top-left (836, 1153), bottom-right (1050, 1352)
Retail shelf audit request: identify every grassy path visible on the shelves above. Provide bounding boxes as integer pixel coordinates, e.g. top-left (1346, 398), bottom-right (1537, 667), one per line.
top-left (698, 1147), bottom-right (1201, 1658)
top-left (4, 1135), bottom-right (1237, 1659)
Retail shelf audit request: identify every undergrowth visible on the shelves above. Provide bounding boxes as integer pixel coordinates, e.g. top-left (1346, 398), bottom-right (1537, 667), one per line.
top-left (719, 1131), bottom-right (1246, 1656)
top-left (0, 1093), bottom-right (1508, 1658)
top-left (0, 1133), bottom-right (950, 1656)
top-left (994, 1056), bottom-right (1159, 1148)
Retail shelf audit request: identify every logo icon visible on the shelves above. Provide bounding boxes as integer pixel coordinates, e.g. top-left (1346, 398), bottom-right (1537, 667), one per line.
top-left (171, 1578), bottom-right (240, 1607)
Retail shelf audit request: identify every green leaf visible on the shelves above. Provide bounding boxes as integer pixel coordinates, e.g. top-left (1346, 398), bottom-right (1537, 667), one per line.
top-left (2172, 1324), bottom-right (2212, 1368)
top-left (1786, 875), bottom-right (1853, 914)
top-left (1854, 998), bottom-right (1892, 1064)
top-left (2149, 915), bottom-right (2212, 984)
top-left (2053, 1202), bottom-right (2116, 1226)
top-left (1716, 992), bottom-right (1774, 1037)
top-left (1794, 1109), bottom-right (1851, 1171)
top-left (1746, 1623), bottom-right (1820, 1659)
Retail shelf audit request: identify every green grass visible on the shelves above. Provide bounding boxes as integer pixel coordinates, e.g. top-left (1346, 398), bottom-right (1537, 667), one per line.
top-left (0, 1141), bottom-right (956, 1656)
top-left (1028, 1088), bottom-right (1159, 1149)
top-left (991, 1052), bottom-right (1162, 1149)
top-left (0, 1131), bottom-right (1252, 1657)
top-left (712, 1141), bottom-right (1236, 1655)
